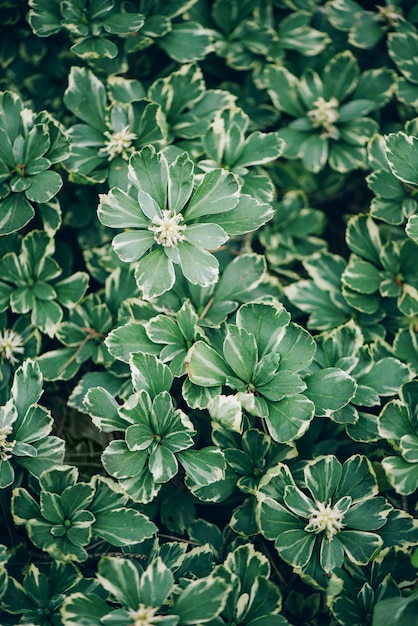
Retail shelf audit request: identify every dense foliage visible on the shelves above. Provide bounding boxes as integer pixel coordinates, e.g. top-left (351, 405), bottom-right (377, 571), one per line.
top-left (1, 1), bottom-right (418, 624)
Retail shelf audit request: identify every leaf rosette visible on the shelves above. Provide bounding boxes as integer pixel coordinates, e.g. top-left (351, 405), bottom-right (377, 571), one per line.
top-left (378, 381), bottom-right (418, 495)
top-left (262, 51), bottom-right (394, 172)
top-left (0, 91), bottom-right (69, 236)
top-left (186, 301), bottom-right (356, 443)
top-left (84, 352), bottom-right (226, 503)
top-left (98, 145), bottom-right (273, 299)
top-left (0, 359), bottom-right (64, 489)
top-left (256, 455), bottom-right (394, 580)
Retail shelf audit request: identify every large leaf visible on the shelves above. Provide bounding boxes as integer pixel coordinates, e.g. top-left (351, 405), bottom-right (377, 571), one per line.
top-left (171, 576), bottom-right (231, 624)
top-left (304, 368), bottom-right (357, 416)
top-left (106, 322), bottom-right (159, 363)
top-left (214, 253), bottom-right (266, 303)
top-left (385, 131), bottom-right (418, 186)
top-left (158, 22), bottom-right (213, 63)
top-left (64, 67), bottom-right (107, 132)
top-left (84, 386), bottom-right (130, 432)
top-left (93, 508), bottom-right (157, 546)
top-left (97, 556), bottom-right (141, 608)
top-left (97, 187), bottom-right (149, 229)
top-left (178, 241), bottom-right (220, 287)
top-left (134, 248), bottom-right (175, 299)
top-left (0, 193), bottom-right (34, 236)
top-left (25, 170), bottom-right (62, 203)
top-left (210, 194), bottom-right (274, 235)
top-left (223, 324), bottom-right (257, 383)
top-left (184, 168), bottom-right (239, 220)
top-left (130, 352), bottom-right (173, 397)
top-left (186, 341), bottom-right (229, 386)
top-left (266, 395), bottom-right (315, 443)
top-left (61, 592), bottom-right (109, 626)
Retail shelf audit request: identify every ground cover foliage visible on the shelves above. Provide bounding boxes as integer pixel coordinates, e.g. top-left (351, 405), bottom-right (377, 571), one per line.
top-left (1, 0), bottom-right (418, 624)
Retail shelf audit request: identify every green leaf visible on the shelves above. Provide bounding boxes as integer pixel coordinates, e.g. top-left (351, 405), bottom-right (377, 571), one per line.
top-left (61, 592), bottom-right (109, 626)
top-left (304, 368), bottom-right (357, 416)
top-left (345, 215), bottom-right (382, 265)
top-left (64, 67), bottom-right (107, 132)
top-left (84, 386), bottom-right (129, 433)
top-left (36, 347), bottom-right (81, 381)
top-left (210, 193), bottom-right (274, 236)
top-left (168, 151), bottom-right (195, 213)
top-left (106, 322), bottom-right (159, 363)
top-left (0, 194), bottom-right (34, 236)
top-left (236, 302), bottom-right (291, 358)
top-left (97, 556), bottom-right (141, 609)
top-left (171, 576), bottom-right (231, 624)
top-left (343, 497), bottom-right (391, 530)
top-left (304, 455), bottom-right (343, 503)
top-left (360, 358), bottom-right (411, 396)
top-left (97, 187), bottom-right (149, 229)
top-left (264, 65), bottom-right (306, 117)
top-left (381, 456), bottom-right (418, 495)
top-left (406, 214), bottom-right (418, 244)
top-left (301, 134), bottom-right (329, 173)
top-left (373, 593), bottom-right (418, 626)
top-left (18, 437), bottom-right (65, 478)
top-left (158, 22), bottom-right (213, 63)
top-left (93, 508), bottom-right (157, 546)
top-left (11, 358), bottom-right (43, 417)
top-left (0, 460), bottom-right (14, 488)
top-left (234, 131), bottom-right (284, 168)
top-left (128, 146), bottom-right (168, 209)
top-left (223, 325), bottom-right (257, 383)
top-left (384, 132), bottom-right (418, 186)
top-left (178, 241), bottom-right (220, 287)
top-left (258, 496), bottom-right (315, 568)
top-left (214, 253), bottom-right (266, 303)
top-left (323, 51), bottom-right (359, 101)
top-left (179, 447), bottom-right (225, 487)
top-left (266, 395), bottom-right (315, 443)
top-left (55, 272), bottom-right (89, 308)
top-left (342, 258), bottom-right (381, 294)
top-left (25, 170), bottom-right (63, 203)
top-left (334, 455), bottom-right (378, 503)
top-left (338, 530), bottom-right (383, 565)
top-left (184, 168), bottom-right (239, 220)
top-left (140, 557), bottom-right (174, 608)
top-left (207, 394), bottom-right (243, 433)
top-left (186, 341), bottom-right (228, 386)
top-left (102, 440), bottom-right (147, 480)
top-left (134, 248), bottom-right (175, 299)
top-left (130, 352), bottom-right (173, 397)
top-left (70, 35), bottom-right (118, 60)
top-left (112, 230), bottom-right (155, 263)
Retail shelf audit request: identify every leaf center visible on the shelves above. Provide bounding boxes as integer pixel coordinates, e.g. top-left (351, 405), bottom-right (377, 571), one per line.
top-left (102, 125), bottom-right (137, 161)
top-left (0, 425), bottom-right (16, 461)
top-left (307, 97), bottom-right (340, 139)
top-left (149, 210), bottom-right (187, 247)
top-left (305, 500), bottom-right (346, 540)
top-left (0, 329), bottom-right (25, 364)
